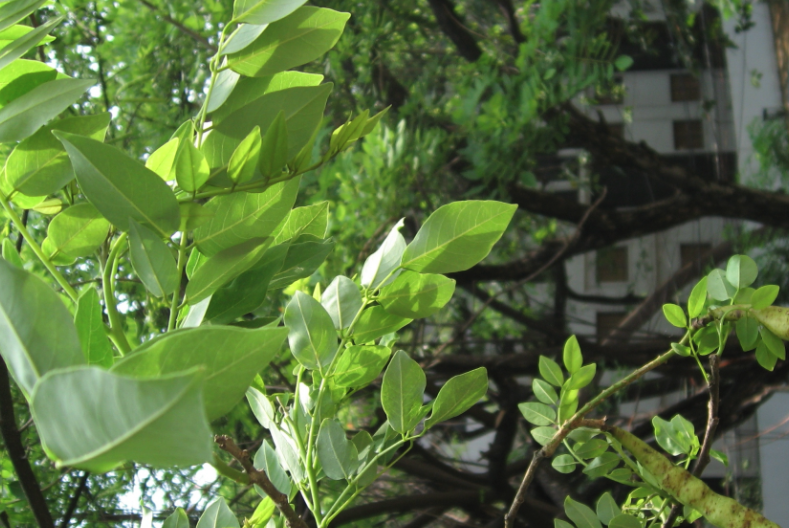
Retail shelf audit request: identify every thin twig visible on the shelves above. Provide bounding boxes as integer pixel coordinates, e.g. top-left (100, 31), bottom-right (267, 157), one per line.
top-left (58, 472), bottom-right (89, 528)
top-left (214, 435), bottom-right (308, 528)
top-left (139, 0), bottom-right (217, 52)
top-left (661, 354), bottom-right (720, 528)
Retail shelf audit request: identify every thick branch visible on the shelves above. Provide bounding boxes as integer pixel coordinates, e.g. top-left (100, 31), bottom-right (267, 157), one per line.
top-left (59, 472), bottom-right (89, 528)
top-left (0, 361), bottom-right (54, 528)
top-left (427, 0), bottom-right (482, 61)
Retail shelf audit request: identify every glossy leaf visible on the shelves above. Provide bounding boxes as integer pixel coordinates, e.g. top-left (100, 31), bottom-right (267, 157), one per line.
top-left (55, 132), bottom-right (180, 237)
top-left (532, 378), bottom-right (558, 405)
top-left (563, 335), bottom-right (582, 374)
top-left (1, 237), bottom-right (22, 268)
top-left (607, 514), bottom-right (640, 528)
top-left (254, 440), bottom-right (291, 494)
top-left (145, 137), bottom-right (179, 180)
top-left (377, 270), bottom-right (455, 319)
top-left (112, 326), bottom-right (288, 420)
top-left (756, 340), bottom-right (777, 371)
top-left (185, 238), bottom-right (272, 305)
top-left (0, 0), bottom-right (47, 34)
top-left (246, 387), bottom-right (276, 430)
top-left (564, 496), bottom-right (602, 528)
top-left (531, 427), bottom-right (555, 446)
top-left (227, 126), bottom-right (261, 185)
top-left (652, 416), bottom-right (686, 456)
top-left (7, 112), bottom-right (110, 196)
top-left (401, 201), bottom-right (517, 274)
top-left (381, 350), bottom-right (426, 434)
top-left (352, 306), bottom-right (411, 344)
top-left (206, 68), bottom-right (240, 113)
top-left (227, 7), bottom-right (350, 77)
top-left (707, 269), bottom-right (735, 302)
top-left (574, 439), bottom-right (608, 460)
top-left (0, 259), bottom-right (84, 397)
top-left (269, 425), bottom-right (304, 481)
top-left (128, 219), bottom-right (178, 298)
top-left (321, 275), bottom-right (363, 329)
top-left (760, 327), bottom-right (785, 360)
top-left (662, 303), bottom-right (686, 328)
top-left (0, 59), bottom-right (58, 110)
top-left (564, 363), bottom-right (596, 391)
top-left (317, 418), bottom-right (359, 480)
top-left (551, 454), bottom-right (576, 474)
top-left (596, 492), bottom-right (620, 524)
top-left (0, 16), bottom-right (62, 73)
top-left (285, 290), bottom-right (338, 370)
top-left (74, 287), bottom-right (114, 368)
top-left (194, 177), bottom-right (299, 256)
top-left (726, 254), bottom-right (758, 289)
top-left (175, 141), bottom-right (210, 192)
top-left (539, 355), bottom-right (564, 387)
top-left (425, 367), bottom-right (487, 428)
top-left (197, 497), bottom-right (239, 528)
top-left (582, 452), bottom-right (619, 478)
top-left (268, 237), bottom-right (335, 290)
top-left (162, 508), bottom-right (189, 528)
top-left (751, 285), bottom-right (780, 310)
top-left (735, 316), bottom-right (759, 351)
top-left (332, 345), bottom-right (390, 389)
top-left (47, 203), bottom-right (110, 260)
top-left (554, 521), bottom-right (573, 528)
top-left (687, 276), bottom-right (708, 318)
top-left (518, 402), bottom-right (556, 426)
top-left (233, 0), bottom-right (307, 25)
top-left (274, 202), bottom-right (328, 244)
top-left (360, 219), bottom-right (405, 290)
top-left (32, 366), bottom-right (212, 471)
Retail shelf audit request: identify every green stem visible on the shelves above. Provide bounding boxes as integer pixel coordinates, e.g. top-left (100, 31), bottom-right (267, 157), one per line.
top-left (0, 191), bottom-right (79, 302)
top-left (167, 232), bottom-right (189, 331)
top-left (103, 233), bottom-right (131, 355)
top-left (196, 25), bottom-right (232, 147)
top-left (211, 454), bottom-right (250, 485)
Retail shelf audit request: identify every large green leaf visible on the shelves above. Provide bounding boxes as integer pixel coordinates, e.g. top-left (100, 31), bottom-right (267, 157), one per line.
top-left (145, 137), bottom-right (180, 180)
top-left (175, 141), bottom-right (209, 192)
top-left (0, 59), bottom-right (59, 111)
top-left (205, 69), bottom-right (240, 114)
top-left (361, 219), bottom-right (405, 290)
top-left (274, 201), bottom-right (329, 243)
top-left (196, 497), bottom-right (239, 528)
top-left (0, 78), bottom-right (94, 142)
top-left (112, 326), bottom-right (288, 420)
top-left (0, 15), bottom-right (61, 72)
top-left (0, 259), bottom-right (85, 397)
top-left (377, 270), bottom-right (455, 319)
top-left (332, 345), bottom-right (390, 389)
top-left (321, 275), bottom-right (363, 329)
top-left (6, 112), bottom-right (110, 196)
top-left (227, 126), bottom-right (261, 185)
top-left (726, 254), bottom-right (758, 289)
top-left (0, 0), bottom-right (47, 34)
top-left (0, 25), bottom-right (56, 50)
top-left (352, 306), bottom-right (411, 344)
top-left (233, 0), bottom-right (308, 25)
top-left (46, 203), bottom-right (110, 260)
top-left (32, 366), bottom-right (212, 471)
top-left (425, 367), bottom-right (487, 429)
top-left (284, 290), bottom-right (338, 370)
top-left (564, 496), bottom-right (602, 528)
top-left (193, 177), bottom-right (299, 256)
top-left (269, 424), bottom-right (304, 481)
top-left (202, 83), bottom-right (331, 166)
top-left (381, 350), bottom-right (425, 434)
top-left (128, 219), bottom-right (179, 298)
top-left (268, 237), bottom-right (335, 290)
top-left (204, 243), bottom-right (287, 325)
top-left (54, 132), bottom-right (181, 237)
top-left (254, 440), bottom-right (291, 494)
top-left (226, 7), bottom-right (349, 77)
top-left (401, 201), bottom-right (517, 274)
top-left (246, 387), bottom-right (276, 429)
top-left (162, 508), bottom-right (190, 528)
top-left (74, 287), bottom-right (114, 368)
top-left (317, 417), bottom-right (358, 480)
top-left (185, 237), bottom-right (272, 306)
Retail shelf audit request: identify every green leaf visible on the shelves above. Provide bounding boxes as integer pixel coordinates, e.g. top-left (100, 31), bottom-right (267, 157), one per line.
top-left (0, 0), bottom-right (47, 34)
top-left (361, 219), bottom-right (405, 290)
top-left (0, 16), bottom-right (62, 73)
top-left (196, 497), bottom-right (239, 528)
top-left (563, 335), bottom-right (582, 374)
top-left (254, 440), bottom-right (290, 495)
top-left (128, 219), bottom-right (178, 298)
top-left (7, 112), bottom-right (110, 196)
top-left (46, 203), bottom-right (110, 260)
top-left (671, 342), bottom-right (692, 357)
top-left (274, 202), bottom-right (328, 244)
top-left (751, 285), bottom-right (780, 310)
top-left (687, 276), bottom-right (708, 318)
top-left (532, 378), bottom-right (558, 405)
top-left (558, 389), bottom-right (579, 423)
top-left (332, 345), bottom-right (390, 389)
top-left (246, 387), bottom-right (275, 429)
top-left (74, 287), bottom-right (114, 368)
top-left (554, 521), bottom-right (574, 528)
top-left (204, 243), bottom-right (287, 325)
top-left (268, 237), bottom-right (335, 290)
top-left (162, 508), bottom-right (190, 528)
top-left (735, 316), bottom-right (759, 351)
top-left (202, 83), bottom-right (331, 167)
top-left (726, 254), bottom-right (758, 289)
top-left (55, 132), bottom-right (180, 237)
top-left (652, 416), bottom-right (685, 456)
top-left (284, 290), bottom-right (338, 370)
top-left (607, 514), bottom-right (641, 528)
top-left (185, 238), bottom-right (272, 305)
top-left (706, 269), bottom-right (736, 301)
top-left (111, 326), bottom-right (288, 420)
top-left (32, 366), bottom-right (212, 471)
top-left (321, 275), bottom-right (363, 329)
top-left (227, 7), bottom-right (350, 77)
top-left (0, 259), bottom-right (85, 397)
top-left (582, 452), bottom-right (619, 478)
top-left (574, 439), bottom-right (608, 460)
top-left (551, 454), bottom-right (576, 474)
top-left (710, 448), bottom-right (728, 467)
top-left (595, 492), bottom-right (620, 524)
top-left (221, 23), bottom-right (268, 57)
top-left (760, 326), bottom-right (785, 360)
top-left (194, 177), bottom-right (300, 256)
top-left (145, 137), bottom-right (180, 180)
top-left (233, 0), bottom-right (308, 25)
top-left (269, 424), bottom-right (304, 481)
top-left (564, 496), bottom-right (602, 528)
top-left (377, 270), bottom-right (455, 319)
top-left (0, 77), bottom-right (94, 142)
top-left (317, 418), bottom-right (359, 480)
top-left (733, 287), bottom-right (755, 304)
top-left (425, 367), bottom-right (487, 428)
top-left (531, 427), bottom-right (555, 446)
top-left (351, 306), bottom-right (411, 344)
top-left (518, 402), bottom-right (556, 426)
top-left (662, 303), bottom-right (687, 328)
top-left (0, 59), bottom-right (58, 111)
top-left (381, 350), bottom-right (426, 434)
top-left (565, 363), bottom-right (596, 391)
top-left (206, 69), bottom-right (240, 114)
top-left (756, 340), bottom-right (777, 371)
top-left (670, 414), bottom-right (696, 452)
top-left (228, 126), bottom-right (261, 185)
top-left (175, 141), bottom-right (209, 192)
top-left (539, 355), bottom-right (564, 387)
top-left (401, 201), bottom-right (517, 274)
top-left (1, 237), bottom-right (23, 268)
top-left (614, 55), bottom-right (634, 71)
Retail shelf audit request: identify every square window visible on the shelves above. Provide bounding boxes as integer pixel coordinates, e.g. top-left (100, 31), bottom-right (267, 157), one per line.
top-left (596, 246), bottom-right (628, 283)
top-left (680, 243), bottom-right (712, 268)
top-left (597, 312), bottom-right (628, 342)
top-left (673, 120), bottom-right (704, 150)
top-left (671, 74), bottom-right (701, 102)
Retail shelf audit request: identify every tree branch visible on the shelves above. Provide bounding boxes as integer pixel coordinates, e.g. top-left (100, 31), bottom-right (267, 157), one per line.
top-left (139, 0), bottom-right (216, 52)
top-left (58, 472), bottom-right (89, 528)
top-left (426, 0), bottom-right (482, 62)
